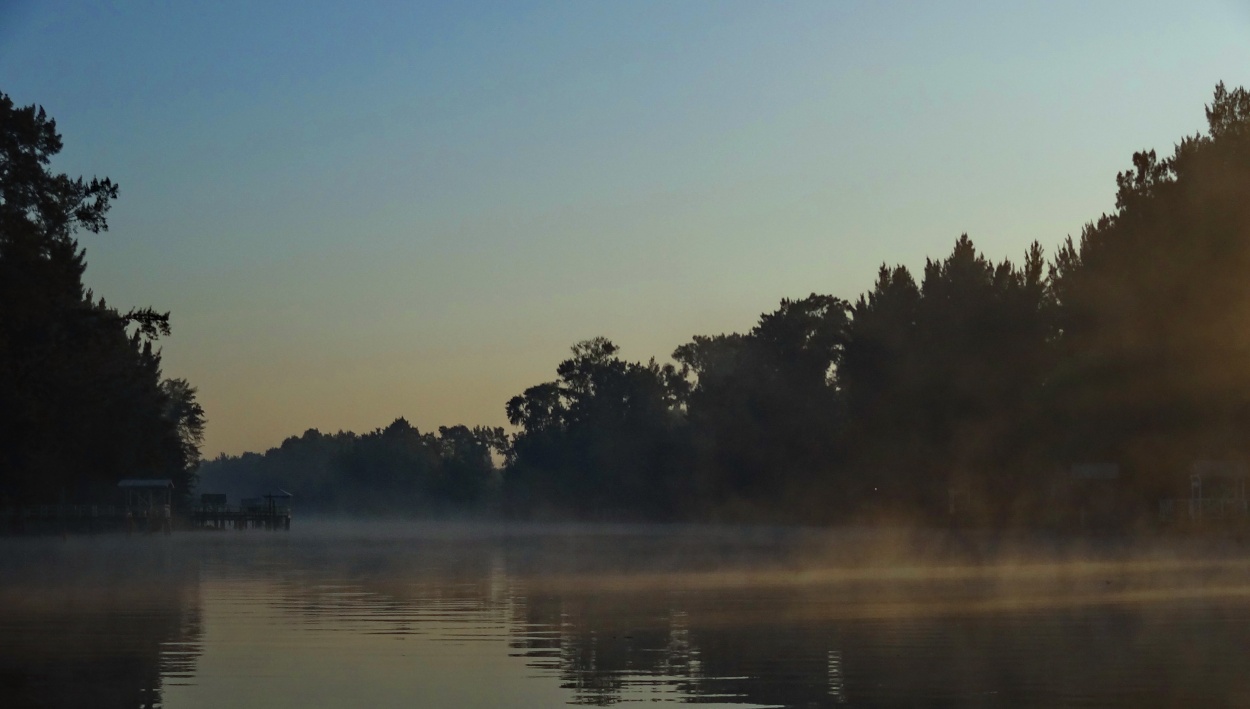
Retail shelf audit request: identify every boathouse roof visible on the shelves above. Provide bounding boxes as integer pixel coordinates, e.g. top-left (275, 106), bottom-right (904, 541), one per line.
top-left (117, 479), bottom-right (174, 488)
top-left (1070, 463), bottom-right (1119, 481)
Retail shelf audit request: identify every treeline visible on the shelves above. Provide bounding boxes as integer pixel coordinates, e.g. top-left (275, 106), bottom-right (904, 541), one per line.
top-left (197, 421), bottom-right (506, 514)
top-left (503, 83), bottom-right (1250, 524)
top-left (206, 83), bottom-right (1250, 525)
top-left (0, 93), bottom-right (204, 506)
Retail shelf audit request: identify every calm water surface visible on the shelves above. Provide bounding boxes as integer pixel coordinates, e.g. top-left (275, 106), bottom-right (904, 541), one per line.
top-left (4, 523), bottom-right (1250, 708)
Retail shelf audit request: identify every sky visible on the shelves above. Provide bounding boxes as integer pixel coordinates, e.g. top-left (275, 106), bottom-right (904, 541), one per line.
top-left (2, 1), bottom-right (1249, 457)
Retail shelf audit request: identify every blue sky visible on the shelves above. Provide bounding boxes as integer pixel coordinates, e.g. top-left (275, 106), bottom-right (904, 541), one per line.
top-left (3, 1), bottom-right (1248, 455)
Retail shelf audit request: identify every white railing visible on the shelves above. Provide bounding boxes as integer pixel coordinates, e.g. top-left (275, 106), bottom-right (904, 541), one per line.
top-left (1159, 497), bottom-right (1249, 521)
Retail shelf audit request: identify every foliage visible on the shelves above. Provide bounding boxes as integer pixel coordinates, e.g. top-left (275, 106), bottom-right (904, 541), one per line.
top-left (1045, 82), bottom-right (1250, 498)
top-left (196, 419), bottom-right (506, 514)
top-left (672, 294), bottom-right (849, 517)
top-left (0, 92), bottom-right (203, 504)
top-left (839, 237), bottom-right (1050, 518)
top-left (504, 338), bottom-right (692, 519)
top-left (499, 83), bottom-right (1250, 525)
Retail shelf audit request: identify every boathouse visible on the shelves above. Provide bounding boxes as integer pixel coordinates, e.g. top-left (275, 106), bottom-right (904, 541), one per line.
top-left (1045, 463), bottom-right (1126, 528)
top-left (118, 479), bottom-right (174, 534)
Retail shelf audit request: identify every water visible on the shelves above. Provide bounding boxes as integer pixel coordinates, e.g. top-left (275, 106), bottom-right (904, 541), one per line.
top-left (4, 523), bottom-right (1250, 708)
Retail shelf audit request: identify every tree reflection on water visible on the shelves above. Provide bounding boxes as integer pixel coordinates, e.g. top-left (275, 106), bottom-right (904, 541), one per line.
top-left (6, 529), bottom-right (1250, 708)
top-left (0, 540), bottom-right (201, 709)
top-left (244, 529), bottom-right (1250, 708)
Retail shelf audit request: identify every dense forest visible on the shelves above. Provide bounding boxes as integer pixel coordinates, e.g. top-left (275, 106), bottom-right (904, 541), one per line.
top-left (0, 93), bottom-right (205, 506)
top-left (199, 84), bottom-right (1250, 525)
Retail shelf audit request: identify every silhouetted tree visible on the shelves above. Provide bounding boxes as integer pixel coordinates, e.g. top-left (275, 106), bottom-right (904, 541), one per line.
top-left (674, 294), bottom-right (850, 518)
top-left (0, 92), bottom-right (202, 504)
top-left (1047, 82), bottom-right (1250, 499)
top-left (839, 237), bottom-right (1050, 519)
top-left (505, 338), bottom-right (692, 519)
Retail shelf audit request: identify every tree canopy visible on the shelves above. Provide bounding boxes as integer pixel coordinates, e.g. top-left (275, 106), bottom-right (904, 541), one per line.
top-left (196, 420), bottom-right (506, 514)
top-left (0, 92), bottom-right (203, 505)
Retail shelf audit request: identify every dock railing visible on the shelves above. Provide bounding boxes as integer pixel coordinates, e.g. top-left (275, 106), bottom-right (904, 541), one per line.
top-left (190, 502), bottom-right (291, 531)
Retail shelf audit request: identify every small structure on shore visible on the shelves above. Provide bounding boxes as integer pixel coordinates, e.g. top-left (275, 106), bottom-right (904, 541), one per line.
top-left (118, 479), bottom-right (174, 534)
top-left (1070, 463), bottom-right (1120, 482)
top-left (200, 493), bottom-right (227, 512)
top-left (1045, 463), bottom-right (1124, 528)
top-left (1182, 460), bottom-right (1247, 523)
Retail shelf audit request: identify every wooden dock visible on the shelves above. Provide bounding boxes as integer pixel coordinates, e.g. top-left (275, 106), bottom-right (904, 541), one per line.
top-left (5, 504), bottom-right (173, 535)
top-left (191, 491), bottom-right (292, 531)
top-left (2, 487), bottom-right (293, 535)
top-left (2, 502), bottom-right (291, 534)
top-left (190, 504), bottom-right (291, 531)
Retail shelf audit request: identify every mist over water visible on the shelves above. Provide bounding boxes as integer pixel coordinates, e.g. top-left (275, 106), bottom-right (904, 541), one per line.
top-left (5, 522), bottom-right (1250, 708)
